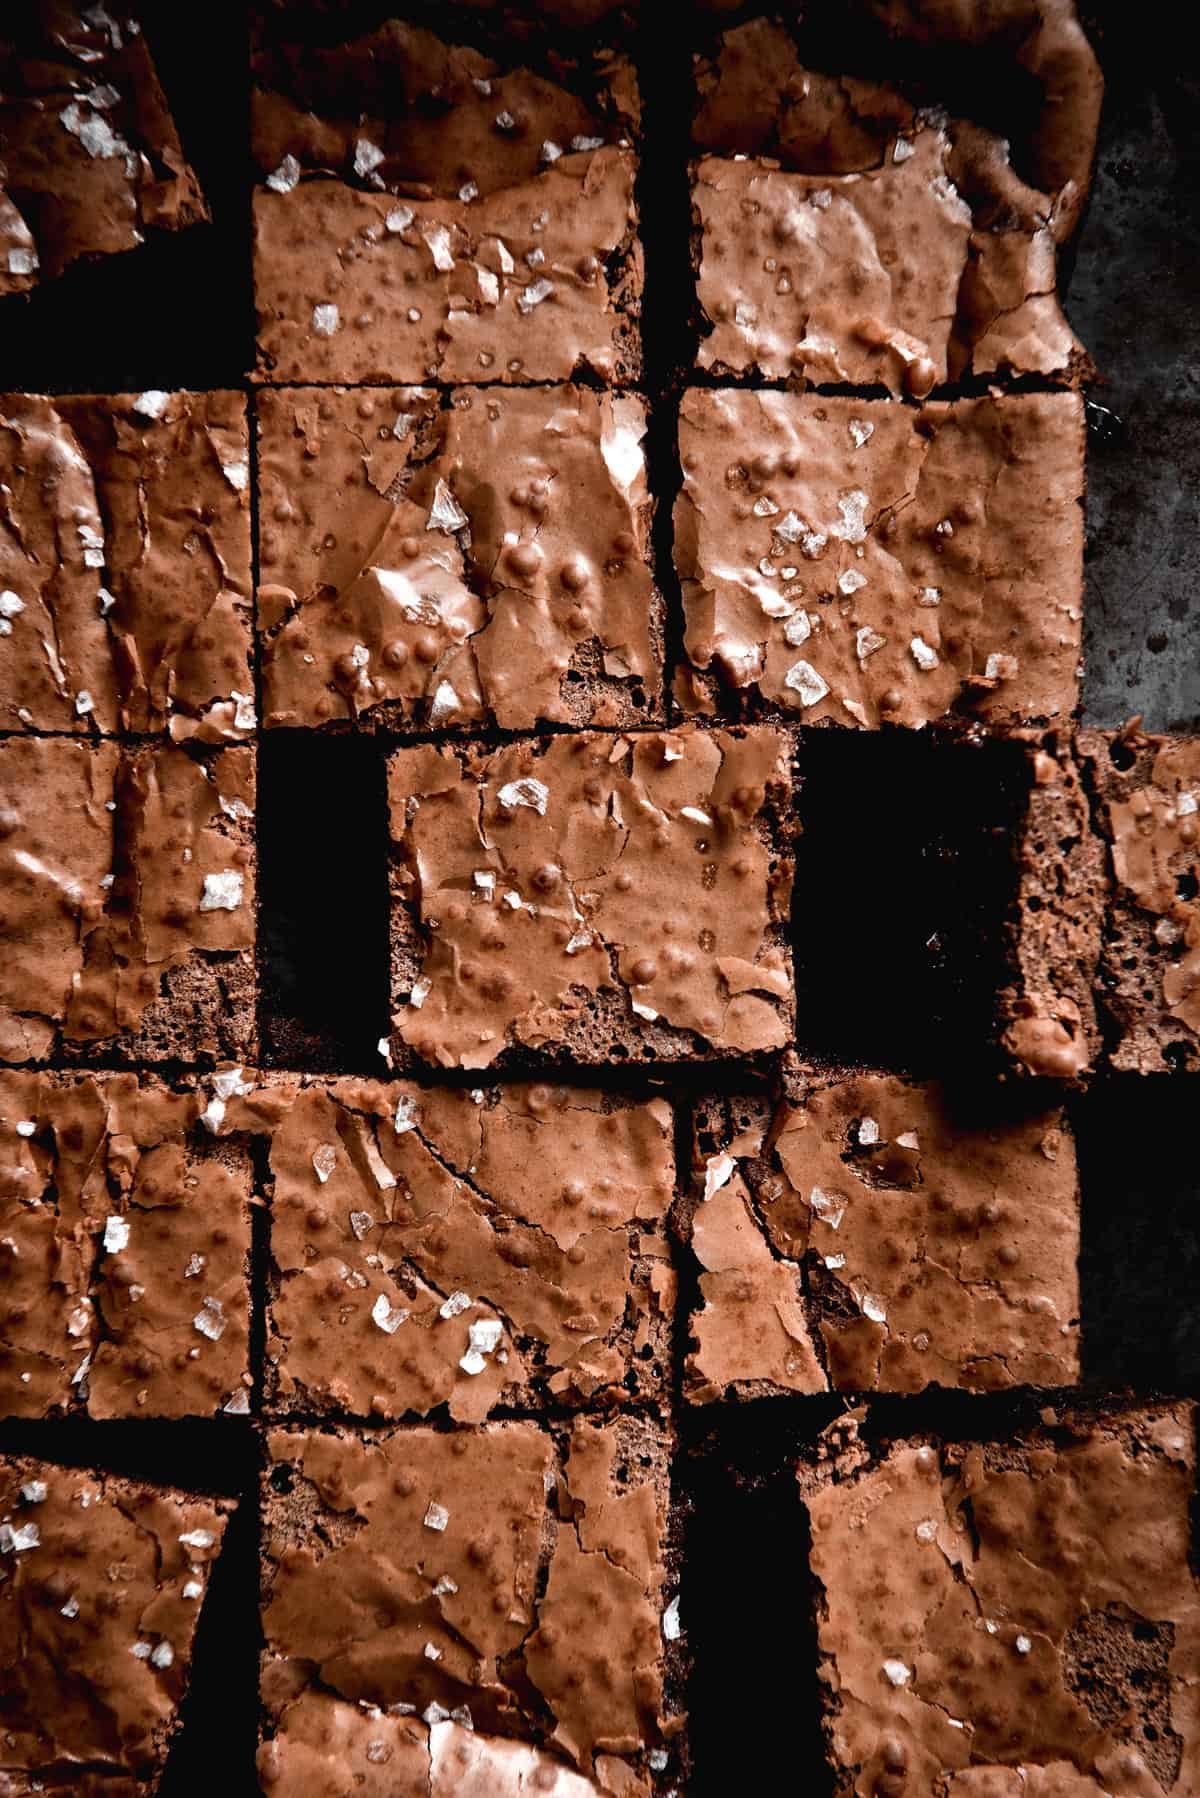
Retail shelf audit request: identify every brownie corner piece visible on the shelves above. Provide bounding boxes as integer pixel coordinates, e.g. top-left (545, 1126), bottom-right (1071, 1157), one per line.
top-left (251, 17), bottom-right (641, 385)
top-left (675, 386), bottom-right (1084, 730)
top-left (802, 1400), bottom-right (1199, 1796)
top-left (689, 19), bottom-right (1089, 390)
top-left (686, 1067), bottom-right (1080, 1399)
top-left (0, 737), bottom-right (256, 1066)
top-left (260, 1413), bottom-right (683, 1791)
top-left (0, 389), bottom-right (253, 739)
top-left (0, 1456), bottom-right (231, 1787)
top-left (256, 382), bottom-right (662, 732)
top-left (261, 1076), bottom-right (674, 1422)
top-left (1080, 727), bottom-right (1200, 1073)
top-left (387, 725), bottom-right (795, 1071)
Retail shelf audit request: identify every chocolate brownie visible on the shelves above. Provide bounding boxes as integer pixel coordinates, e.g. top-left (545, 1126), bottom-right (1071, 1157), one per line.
top-left (252, 17), bottom-right (641, 384)
top-left (0, 737), bottom-right (255, 1065)
top-left (388, 726), bottom-right (795, 1070)
top-left (239, 1075), bottom-right (674, 1421)
top-left (998, 729), bottom-right (1107, 1080)
top-left (674, 388), bottom-right (1085, 728)
top-left (684, 1069), bottom-right (1079, 1401)
top-left (0, 1454), bottom-right (232, 1789)
top-left (802, 1402), bottom-right (1199, 1796)
top-left (0, 3), bottom-right (206, 298)
top-left (691, 19), bottom-right (1090, 387)
top-left (0, 1069), bottom-right (253, 1420)
top-left (260, 1415), bottom-right (685, 1792)
top-left (1, 390), bottom-right (253, 738)
top-left (257, 384), bottom-right (662, 731)
top-left (1080, 728), bottom-right (1200, 1074)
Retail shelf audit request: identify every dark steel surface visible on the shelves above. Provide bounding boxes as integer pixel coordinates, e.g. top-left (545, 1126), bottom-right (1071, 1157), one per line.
top-left (0, 4), bottom-right (1196, 1795)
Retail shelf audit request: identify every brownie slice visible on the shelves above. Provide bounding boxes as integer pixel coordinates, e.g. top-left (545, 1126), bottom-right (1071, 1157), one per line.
top-left (0, 1455), bottom-right (232, 1789)
top-left (1080, 728), bottom-right (1200, 1073)
top-left (801, 1401), bottom-right (1199, 1796)
top-left (387, 726), bottom-right (795, 1070)
top-left (257, 384), bottom-right (662, 731)
top-left (260, 1415), bottom-right (686, 1793)
top-left (0, 4), bottom-right (206, 298)
top-left (252, 16), bottom-right (641, 385)
top-left (0, 390), bottom-right (253, 738)
top-left (674, 388), bottom-right (1085, 730)
top-left (689, 18), bottom-right (1091, 387)
top-left (0, 1070), bottom-right (253, 1420)
top-left (683, 1068), bottom-right (1080, 1401)
top-left (246, 1075), bottom-right (674, 1421)
top-left (0, 737), bottom-right (256, 1065)
top-left (998, 729), bottom-right (1108, 1079)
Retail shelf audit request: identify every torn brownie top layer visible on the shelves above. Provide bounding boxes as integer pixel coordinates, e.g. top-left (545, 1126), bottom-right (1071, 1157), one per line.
top-left (1, 391), bottom-right (253, 738)
top-left (0, 2), bottom-right (207, 297)
top-left (252, 19), bottom-right (640, 384)
top-left (675, 389), bottom-right (1084, 729)
top-left (262, 1417), bottom-right (672, 1780)
top-left (257, 384), bottom-right (660, 731)
top-left (0, 1070), bottom-right (251, 1420)
top-left (259, 1693), bottom-right (613, 1798)
top-left (230, 1075), bottom-right (674, 1420)
top-left (0, 1454), bottom-right (230, 1781)
top-left (688, 1072), bottom-right (1079, 1400)
top-left (0, 738), bottom-right (253, 1061)
top-left (805, 1405), bottom-right (1199, 1797)
top-left (692, 20), bottom-right (1087, 388)
top-left (1094, 735), bottom-right (1200, 1054)
top-left (389, 726), bottom-right (794, 1068)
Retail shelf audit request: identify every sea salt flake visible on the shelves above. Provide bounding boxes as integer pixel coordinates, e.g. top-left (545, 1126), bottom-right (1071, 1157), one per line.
top-left (20, 1480), bottom-right (47, 1504)
top-left (832, 490), bottom-right (869, 543)
top-left (1015, 1634), bottom-right (1032, 1654)
top-left (985, 652), bottom-right (1019, 681)
top-left (427, 479), bottom-right (468, 533)
top-left (540, 140), bottom-right (563, 163)
top-left (222, 461), bottom-right (249, 492)
top-left (497, 777), bottom-right (549, 815)
top-left (75, 689), bottom-right (94, 716)
top-left (312, 304), bottom-right (340, 337)
top-left (517, 278), bottom-right (554, 314)
top-left (134, 390), bottom-right (169, 420)
top-left (857, 1116), bottom-right (880, 1145)
top-left (439, 1291), bottom-right (472, 1320)
top-left (893, 137), bottom-right (915, 162)
top-left (354, 138), bottom-right (385, 178)
top-left (785, 612), bottom-right (813, 647)
top-left (179, 1529), bottom-right (215, 1550)
top-left (662, 1597), bottom-right (681, 1641)
top-left (151, 1641), bottom-right (174, 1669)
top-left (839, 569), bottom-right (867, 596)
top-left (61, 1595), bottom-right (80, 1617)
top-left (193, 1297), bottom-right (226, 1342)
top-left (784, 659), bottom-right (829, 707)
top-left (680, 806), bottom-right (712, 826)
top-left (882, 1659), bottom-right (911, 1686)
top-left (915, 1518), bottom-right (938, 1542)
top-left (386, 206), bottom-right (414, 233)
top-left (372, 1294), bottom-right (409, 1334)
top-left (16, 1119), bottom-right (36, 1137)
top-left (424, 1501), bottom-right (449, 1532)
top-left (266, 154), bottom-right (300, 194)
top-left (409, 976), bottom-right (432, 1010)
top-left (182, 1580), bottom-right (203, 1599)
top-left (809, 1187), bottom-right (844, 1230)
top-left (428, 680), bottom-right (460, 724)
top-left (631, 999), bottom-right (658, 1021)
top-left (350, 1211), bottom-right (375, 1240)
top-left (103, 1215), bottom-right (130, 1254)
top-left (703, 1153), bottom-right (736, 1202)
top-left (856, 627), bottom-right (886, 662)
top-left (8, 248), bottom-right (37, 275)
top-left (223, 1389), bottom-right (251, 1415)
top-left (918, 586), bottom-right (941, 607)
top-left (199, 870), bottom-right (243, 911)
top-left (860, 1292), bottom-right (887, 1324)
top-left (849, 418), bottom-right (874, 448)
top-left (421, 223), bottom-right (455, 272)
top-left (312, 1144), bottom-right (337, 1184)
top-left (910, 636), bottom-right (939, 671)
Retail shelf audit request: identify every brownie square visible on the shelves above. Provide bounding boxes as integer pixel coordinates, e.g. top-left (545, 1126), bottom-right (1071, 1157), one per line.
top-left (998, 729), bottom-right (1108, 1080)
top-left (675, 388), bottom-right (1084, 729)
top-left (252, 19), bottom-right (641, 384)
top-left (1081, 729), bottom-right (1200, 1074)
top-left (0, 737), bottom-right (256, 1065)
top-left (690, 20), bottom-right (1087, 388)
top-left (0, 390), bottom-right (253, 738)
top-left (0, 1455), bottom-right (231, 1788)
top-left (684, 1070), bottom-right (1080, 1401)
top-left (260, 1415), bottom-right (684, 1792)
top-left (257, 384), bottom-right (662, 730)
top-left (0, 6), bottom-right (206, 297)
top-left (249, 1075), bottom-right (674, 1421)
top-left (802, 1402), bottom-right (1200, 1796)
top-left (388, 725), bottom-right (795, 1070)
top-left (0, 1069), bottom-right (254, 1420)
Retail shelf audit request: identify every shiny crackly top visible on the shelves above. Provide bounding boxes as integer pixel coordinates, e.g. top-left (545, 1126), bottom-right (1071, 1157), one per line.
top-left (257, 385), bottom-right (659, 730)
top-left (262, 1417), bottom-right (669, 1780)
top-left (691, 20), bottom-right (1087, 389)
top-left (688, 1073), bottom-right (1079, 1402)
top-left (675, 389), bottom-right (1084, 728)
top-left (1104, 738), bottom-right (1200, 1045)
top-left (0, 1455), bottom-right (229, 1777)
top-left (252, 19), bottom-right (639, 383)
top-left (233, 1076), bottom-right (674, 1420)
top-left (0, 738), bottom-right (253, 1061)
top-left (389, 726), bottom-right (794, 1069)
top-left (0, 1070), bottom-right (251, 1420)
top-left (0, 391), bottom-right (253, 737)
top-left (805, 1407), bottom-right (1200, 1797)
top-left (258, 1697), bottom-right (618, 1797)
top-left (0, 3), bottom-right (206, 296)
